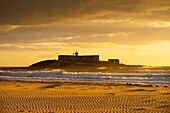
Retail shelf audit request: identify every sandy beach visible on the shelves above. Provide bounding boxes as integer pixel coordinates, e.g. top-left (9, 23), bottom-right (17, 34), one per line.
top-left (0, 80), bottom-right (170, 113)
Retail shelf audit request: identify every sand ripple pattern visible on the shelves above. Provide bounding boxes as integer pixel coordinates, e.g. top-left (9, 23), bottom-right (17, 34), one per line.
top-left (0, 82), bottom-right (170, 113)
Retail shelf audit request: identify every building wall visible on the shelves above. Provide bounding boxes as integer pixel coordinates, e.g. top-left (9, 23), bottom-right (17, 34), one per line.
top-left (58, 55), bottom-right (99, 62)
top-left (108, 59), bottom-right (120, 64)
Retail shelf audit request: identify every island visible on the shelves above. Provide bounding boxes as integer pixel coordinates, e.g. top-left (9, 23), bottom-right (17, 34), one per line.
top-left (1, 52), bottom-right (170, 72)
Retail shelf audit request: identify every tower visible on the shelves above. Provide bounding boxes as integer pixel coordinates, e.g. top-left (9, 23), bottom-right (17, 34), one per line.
top-left (75, 51), bottom-right (78, 56)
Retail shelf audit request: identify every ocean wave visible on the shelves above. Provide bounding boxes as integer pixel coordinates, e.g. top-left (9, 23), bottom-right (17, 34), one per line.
top-left (0, 70), bottom-right (170, 84)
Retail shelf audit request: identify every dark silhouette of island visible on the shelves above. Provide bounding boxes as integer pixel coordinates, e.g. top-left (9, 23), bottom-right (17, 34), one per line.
top-left (28, 52), bottom-right (141, 70)
top-left (1, 52), bottom-right (169, 71)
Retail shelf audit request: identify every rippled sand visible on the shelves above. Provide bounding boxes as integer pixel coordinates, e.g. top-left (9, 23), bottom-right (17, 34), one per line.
top-left (0, 81), bottom-right (170, 113)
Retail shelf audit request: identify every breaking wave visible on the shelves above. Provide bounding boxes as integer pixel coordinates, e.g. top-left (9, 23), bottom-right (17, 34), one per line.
top-left (0, 69), bottom-right (170, 84)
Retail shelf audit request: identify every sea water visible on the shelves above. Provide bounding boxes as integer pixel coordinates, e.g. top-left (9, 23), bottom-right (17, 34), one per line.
top-left (0, 69), bottom-right (170, 84)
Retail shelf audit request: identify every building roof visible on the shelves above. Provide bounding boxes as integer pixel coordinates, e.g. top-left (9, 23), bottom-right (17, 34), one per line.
top-left (58, 55), bottom-right (99, 57)
top-left (109, 59), bottom-right (119, 60)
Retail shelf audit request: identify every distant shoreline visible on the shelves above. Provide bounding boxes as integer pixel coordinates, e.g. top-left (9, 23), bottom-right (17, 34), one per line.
top-left (0, 59), bottom-right (170, 71)
top-left (0, 65), bottom-right (170, 72)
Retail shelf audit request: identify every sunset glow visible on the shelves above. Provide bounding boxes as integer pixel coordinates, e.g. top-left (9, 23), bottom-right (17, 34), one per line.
top-left (0, 0), bottom-right (170, 66)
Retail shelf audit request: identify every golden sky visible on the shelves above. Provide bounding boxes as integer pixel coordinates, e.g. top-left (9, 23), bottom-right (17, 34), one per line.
top-left (0, 0), bottom-right (170, 66)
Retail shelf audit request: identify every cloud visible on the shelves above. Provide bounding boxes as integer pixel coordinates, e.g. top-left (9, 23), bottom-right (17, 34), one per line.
top-left (0, 44), bottom-right (40, 51)
top-left (148, 9), bottom-right (170, 22)
top-left (0, 25), bottom-right (19, 32)
top-left (1, 0), bottom-right (170, 25)
top-left (0, 20), bottom-right (170, 46)
top-left (0, 0), bottom-right (170, 48)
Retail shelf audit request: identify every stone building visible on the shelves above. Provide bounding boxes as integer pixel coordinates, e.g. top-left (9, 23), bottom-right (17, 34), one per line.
top-left (58, 52), bottom-right (99, 63)
top-left (108, 59), bottom-right (120, 64)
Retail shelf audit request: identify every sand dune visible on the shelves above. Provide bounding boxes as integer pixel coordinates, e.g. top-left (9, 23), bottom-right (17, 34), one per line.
top-left (0, 81), bottom-right (170, 113)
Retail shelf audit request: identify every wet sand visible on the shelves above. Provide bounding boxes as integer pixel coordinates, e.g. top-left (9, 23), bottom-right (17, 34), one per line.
top-left (0, 80), bottom-right (170, 113)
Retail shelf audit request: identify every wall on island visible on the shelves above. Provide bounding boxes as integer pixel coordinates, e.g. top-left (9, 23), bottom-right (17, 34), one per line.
top-left (58, 55), bottom-right (99, 62)
top-left (108, 59), bottom-right (120, 64)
